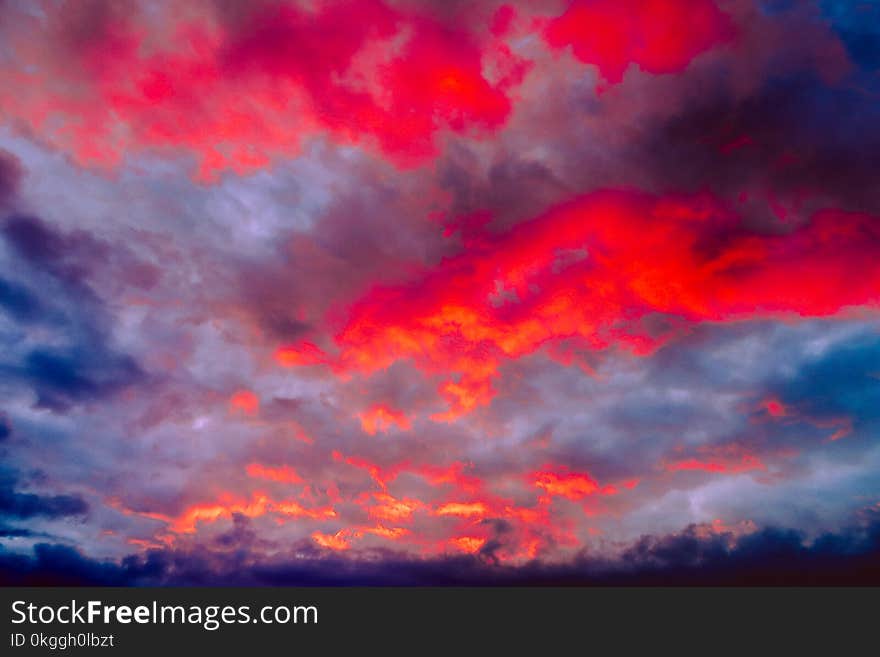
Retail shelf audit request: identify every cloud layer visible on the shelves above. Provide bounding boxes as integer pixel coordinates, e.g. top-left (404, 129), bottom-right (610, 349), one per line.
top-left (0, 0), bottom-right (878, 584)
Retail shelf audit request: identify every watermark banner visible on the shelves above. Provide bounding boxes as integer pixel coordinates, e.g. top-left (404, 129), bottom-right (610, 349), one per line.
top-left (1, 587), bottom-right (874, 654)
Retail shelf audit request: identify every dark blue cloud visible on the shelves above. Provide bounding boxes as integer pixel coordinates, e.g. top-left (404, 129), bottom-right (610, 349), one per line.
top-left (775, 333), bottom-right (880, 429)
top-left (0, 277), bottom-right (42, 322)
top-left (0, 544), bottom-right (158, 586)
top-left (0, 412), bottom-right (10, 441)
top-left (0, 523), bottom-right (36, 538)
top-left (17, 347), bottom-right (143, 413)
top-left (1, 215), bottom-right (101, 292)
top-left (0, 467), bottom-right (88, 521)
top-left (1, 214), bottom-right (147, 411)
top-left (821, 0), bottom-right (880, 71)
top-left (762, 2), bottom-right (880, 73)
top-left (759, 0), bottom-right (798, 15)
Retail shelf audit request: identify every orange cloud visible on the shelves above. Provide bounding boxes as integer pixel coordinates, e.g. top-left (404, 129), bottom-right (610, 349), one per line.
top-left (358, 404), bottom-right (412, 435)
top-left (448, 536), bottom-right (486, 554)
top-left (126, 537), bottom-right (165, 550)
top-left (533, 468), bottom-right (616, 500)
top-left (119, 493), bottom-right (339, 535)
top-left (359, 525), bottom-right (409, 540)
top-left (333, 451), bottom-right (396, 490)
top-left (435, 502), bottom-right (489, 518)
top-left (169, 493), bottom-right (270, 534)
top-left (367, 493), bottom-right (424, 522)
top-left (245, 463), bottom-right (302, 484)
top-left (273, 501), bottom-right (337, 521)
top-left (312, 530), bottom-right (350, 551)
top-left (415, 463), bottom-right (483, 494)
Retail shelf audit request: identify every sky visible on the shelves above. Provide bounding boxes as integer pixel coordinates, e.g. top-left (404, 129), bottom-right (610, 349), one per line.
top-left (0, 0), bottom-right (879, 585)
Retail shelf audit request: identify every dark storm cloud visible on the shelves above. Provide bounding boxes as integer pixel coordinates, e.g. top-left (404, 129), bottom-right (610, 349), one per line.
top-left (0, 467), bottom-right (88, 520)
top-left (212, 513), bottom-right (263, 550)
top-left (612, 3), bottom-right (880, 218)
top-left (0, 543), bottom-right (165, 586)
top-left (2, 214), bottom-right (159, 296)
top-left (0, 322), bottom-right (145, 413)
top-left (3, 513), bottom-right (880, 585)
top-left (437, 145), bottom-right (571, 234)
top-left (0, 214), bottom-right (148, 411)
top-left (17, 347), bottom-right (143, 412)
top-left (614, 518), bottom-right (880, 585)
top-left (3, 214), bottom-right (108, 292)
top-left (634, 69), bottom-right (880, 216)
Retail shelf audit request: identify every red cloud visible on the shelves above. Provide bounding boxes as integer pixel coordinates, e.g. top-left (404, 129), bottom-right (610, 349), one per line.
top-left (229, 390), bottom-right (259, 416)
top-left (275, 342), bottom-right (330, 367)
top-left (0, 0), bottom-right (527, 180)
top-left (762, 397), bottom-right (788, 418)
top-left (544, 0), bottom-right (735, 84)
top-left (288, 191), bottom-right (880, 418)
top-left (666, 456), bottom-right (766, 475)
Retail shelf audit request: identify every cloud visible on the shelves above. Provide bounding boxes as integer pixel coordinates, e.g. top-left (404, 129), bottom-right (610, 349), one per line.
top-left (769, 332), bottom-right (880, 434)
top-left (633, 70), bottom-right (880, 217)
top-left (281, 190), bottom-right (880, 418)
top-left (0, 277), bottom-right (42, 323)
top-left (0, 214), bottom-right (147, 411)
top-left (0, 149), bottom-right (21, 205)
top-left (17, 348), bottom-right (143, 413)
top-left (0, 543), bottom-right (162, 586)
top-left (0, 467), bottom-right (89, 521)
top-left (0, 412), bottom-right (11, 441)
top-left (0, 1), bottom-right (878, 585)
top-left (2, 214), bottom-right (157, 294)
top-left (544, 0), bottom-right (735, 85)
top-left (0, 524), bottom-right (37, 538)
top-left (0, 0), bottom-right (528, 180)
top-left (3, 512), bottom-right (880, 585)
top-left (820, 0), bottom-right (880, 72)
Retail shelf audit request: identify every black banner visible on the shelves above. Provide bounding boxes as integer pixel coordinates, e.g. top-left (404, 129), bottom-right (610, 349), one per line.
top-left (0, 587), bottom-right (875, 654)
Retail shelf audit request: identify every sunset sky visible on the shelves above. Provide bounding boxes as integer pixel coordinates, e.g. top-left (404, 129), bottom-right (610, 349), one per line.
top-left (1, 0), bottom-right (879, 584)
